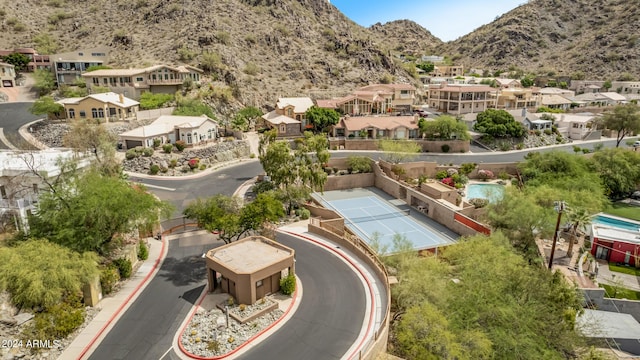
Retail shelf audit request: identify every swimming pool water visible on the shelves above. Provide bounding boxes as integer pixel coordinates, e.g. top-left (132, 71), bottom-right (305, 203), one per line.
top-left (592, 215), bottom-right (640, 232)
top-left (466, 183), bottom-right (505, 203)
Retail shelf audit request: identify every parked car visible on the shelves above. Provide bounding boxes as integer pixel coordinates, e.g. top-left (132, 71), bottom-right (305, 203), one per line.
top-left (633, 140), bottom-right (640, 148)
top-left (631, 191), bottom-right (640, 200)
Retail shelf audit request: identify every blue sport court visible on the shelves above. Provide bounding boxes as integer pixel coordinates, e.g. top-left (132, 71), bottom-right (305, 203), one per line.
top-left (312, 188), bottom-right (457, 252)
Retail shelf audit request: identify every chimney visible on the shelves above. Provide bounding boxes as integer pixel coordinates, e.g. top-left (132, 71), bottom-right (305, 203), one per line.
top-left (521, 107), bottom-right (527, 118)
top-left (119, 93), bottom-right (124, 104)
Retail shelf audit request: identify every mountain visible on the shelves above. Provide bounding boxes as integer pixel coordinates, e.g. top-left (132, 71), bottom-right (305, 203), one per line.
top-left (438, 0), bottom-right (640, 80)
top-left (0, 0), bottom-right (420, 110)
top-left (369, 19), bottom-right (443, 55)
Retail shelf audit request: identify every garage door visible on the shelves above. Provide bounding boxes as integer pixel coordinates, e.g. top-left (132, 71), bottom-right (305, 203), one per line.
top-left (125, 140), bottom-right (143, 149)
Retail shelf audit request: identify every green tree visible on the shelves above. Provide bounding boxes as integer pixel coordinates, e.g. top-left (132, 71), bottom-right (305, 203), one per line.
top-left (520, 76), bottom-right (534, 88)
top-left (239, 192), bottom-right (285, 234)
top-left (30, 96), bottom-right (64, 119)
top-left (305, 106), bottom-right (340, 133)
top-left (378, 140), bottom-right (421, 163)
top-left (590, 147), bottom-right (640, 197)
top-left (30, 171), bottom-right (173, 254)
top-left (565, 206), bottom-right (592, 258)
top-left (0, 240), bottom-right (98, 309)
top-left (603, 80), bottom-right (612, 91)
top-left (62, 119), bottom-right (121, 176)
top-left (33, 69), bottom-right (56, 96)
top-left (474, 109), bottom-right (525, 138)
top-left (602, 104), bottom-right (640, 147)
top-left (346, 156), bottom-right (372, 173)
top-left (232, 106), bottom-right (263, 131)
top-left (1, 52), bottom-right (30, 72)
top-left (416, 61), bottom-right (434, 73)
top-left (421, 115), bottom-right (470, 140)
top-left (139, 92), bottom-right (174, 110)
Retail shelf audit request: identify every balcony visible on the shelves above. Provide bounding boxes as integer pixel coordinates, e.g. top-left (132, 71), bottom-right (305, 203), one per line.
top-left (0, 194), bottom-right (38, 210)
top-left (146, 78), bottom-right (183, 86)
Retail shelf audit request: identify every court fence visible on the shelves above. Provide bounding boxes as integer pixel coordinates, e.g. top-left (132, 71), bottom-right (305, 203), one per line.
top-left (307, 207), bottom-right (391, 360)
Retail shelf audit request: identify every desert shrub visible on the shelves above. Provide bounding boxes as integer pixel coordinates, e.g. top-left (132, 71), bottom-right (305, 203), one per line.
top-left (435, 170), bottom-right (448, 180)
top-left (149, 164), bottom-right (160, 175)
top-left (299, 209), bottom-right (311, 220)
top-left (239, 304), bottom-right (246, 312)
top-left (498, 171), bottom-right (510, 180)
top-left (469, 198), bottom-right (489, 209)
top-left (279, 273), bottom-right (296, 295)
top-left (100, 265), bottom-right (120, 295)
top-left (534, 130), bottom-right (541, 136)
top-left (459, 163), bottom-right (477, 175)
top-left (113, 258), bottom-right (132, 279)
top-left (544, 129), bottom-right (552, 136)
top-left (199, 164), bottom-right (206, 170)
top-left (188, 158), bottom-right (200, 169)
top-left (169, 158), bottom-right (178, 168)
top-left (499, 141), bottom-right (512, 151)
top-left (174, 140), bottom-right (186, 151)
top-left (125, 149), bottom-right (138, 160)
top-left (163, 144), bottom-right (173, 153)
top-left (441, 144), bottom-right (450, 153)
top-left (207, 340), bottom-right (220, 352)
top-left (573, 145), bottom-right (582, 153)
top-left (249, 153), bottom-right (256, 158)
top-left (23, 302), bottom-right (85, 340)
top-left (138, 241), bottom-right (149, 260)
top-left (347, 156), bottom-right (372, 173)
top-left (153, 139), bottom-right (161, 148)
top-left (142, 147), bottom-right (154, 157)
top-left (477, 169), bottom-right (495, 180)
top-left (582, 148), bottom-right (591, 154)
top-left (181, 165), bottom-right (191, 173)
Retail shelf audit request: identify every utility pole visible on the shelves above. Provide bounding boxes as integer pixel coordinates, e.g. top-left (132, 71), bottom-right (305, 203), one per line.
top-left (548, 201), bottom-right (566, 270)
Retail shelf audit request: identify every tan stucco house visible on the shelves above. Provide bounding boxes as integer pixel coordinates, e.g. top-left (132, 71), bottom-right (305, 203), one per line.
top-left (316, 83), bottom-right (416, 115)
top-left (119, 114), bottom-right (218, 149)
top-left (428, 83), bottom-right (496, 115)
top-left (52, 47), bottom-right (110, 85)
top-left (82, 64), bottom-right (203, 100)
top-left (57, 92), bottom-right (139, 122)
top-left (332, 115), bottom-right (420, 139)
top-left (261, 97), bottom-right (314, 137)
top-left (496, 87), bottom-right (541, 110)
top-left (205, 236), bottom-right (295, 305)
top-left (0, 62), bottom-right (16, 88)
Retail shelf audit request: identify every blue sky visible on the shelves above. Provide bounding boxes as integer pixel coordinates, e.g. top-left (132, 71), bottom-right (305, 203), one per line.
top-left (330, 0), bottom-right (525, 42)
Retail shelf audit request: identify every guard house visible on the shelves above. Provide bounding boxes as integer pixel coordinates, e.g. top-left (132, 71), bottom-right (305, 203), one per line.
top-left (205, 236), bottom-right (295, 305)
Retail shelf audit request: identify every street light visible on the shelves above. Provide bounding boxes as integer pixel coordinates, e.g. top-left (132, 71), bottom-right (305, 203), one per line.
top-left (548, 201), bottom-right (566, 270)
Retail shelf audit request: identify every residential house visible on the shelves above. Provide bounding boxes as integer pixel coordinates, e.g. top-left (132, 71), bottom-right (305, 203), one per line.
top-left (569, 80), bottom-right (605, 94)
top-left (57, 92), bottom-right (139, 122)
top-left (428, 83), bottom-right (496, 115)
top-left (506, 109), bottom-right (551, 131)
top-left (540, 94), bottom-right (573, 111)
top-left (0, 48), bottom-right (50, 71)
top-left (317, 84), bottom-right (416, 115)
top-left (119, 114), bottom-right (218, 149)
top-left (537, 87), bottom-right (575, 97)
top-left (0, 62), bottom-right (16, 88)
top-left (260, 97), bottom-right (315, 137)
top-left (571, 92), bottom-right (627, 107)
top-left (82, 65), bottom-right (203, 100)
top-left (52, 47), bottom-right (110, 85)
top-left (496, 87), bottom-right (541, 110)
top-left (553, 113), bottom-right (600, 140)
top-left (494, 78), bottom-right (521, 89)
top-left (428, 65), bottom-right (464, 78)
top-left (0, 149), bottom-right (90, 232)
top-left (612, 81), bottom-right (640, 95)
top-left (357, 84), bottom-right (416, 113)
top-left (331, 115), bottom-right (420, 139)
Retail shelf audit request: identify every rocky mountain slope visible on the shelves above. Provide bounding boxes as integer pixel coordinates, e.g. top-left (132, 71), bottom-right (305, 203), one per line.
top-left (0, 0), bottom-right (420, 109)
top-left (438, 0), bottom-right (640, 80)
top-left (369, 19), bottom-right (442, 55)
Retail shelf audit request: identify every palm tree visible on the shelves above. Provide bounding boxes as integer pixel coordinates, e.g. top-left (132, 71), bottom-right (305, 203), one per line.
top-left (566, 207), bottom-right (592, 258)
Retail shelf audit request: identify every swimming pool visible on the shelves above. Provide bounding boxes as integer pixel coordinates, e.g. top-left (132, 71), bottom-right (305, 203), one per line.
top-left (466, 183), bottom-right (505, 203)
top-left (592, 214), bottom-right (640, 232)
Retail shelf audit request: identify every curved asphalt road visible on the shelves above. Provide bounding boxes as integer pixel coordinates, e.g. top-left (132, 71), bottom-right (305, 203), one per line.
top-left (0, 102), bottom-right (39, 149)
top-left (238, 232), bottom-right (366, 360)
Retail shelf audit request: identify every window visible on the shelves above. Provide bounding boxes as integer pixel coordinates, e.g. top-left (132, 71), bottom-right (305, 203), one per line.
top-left (32, 183), bottom-right (38, 194)
top-left (98, 108), bottom-right (104, 117)
top-left (91, 108), bottom-right (98, 118)
top-left (186, 133), bottom-right (192, 143)
top-left (68, 109), bottom-right (75, 118)
top-left (109, 108), bottom-right (116, 116)
top-left (136, 77), bottom-right (143, 82)
top-left (0, 185), bottom-right (6, 199)
top-left (79, 110), bottom-right (86, 118)
top-left (92, 78), bottom-right (99, 85)
top-left (280, 124), bottom-right (286, 133)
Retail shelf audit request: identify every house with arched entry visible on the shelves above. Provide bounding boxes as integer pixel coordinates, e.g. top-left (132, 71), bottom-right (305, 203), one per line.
top-left (118, 114), bottom-right (218, 149)
top-left (205, 236), bottom-right (295, 305)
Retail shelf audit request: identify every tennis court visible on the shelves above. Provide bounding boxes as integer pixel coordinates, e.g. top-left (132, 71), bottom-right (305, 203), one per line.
top-left (312, 188), bottom-right (457, 251)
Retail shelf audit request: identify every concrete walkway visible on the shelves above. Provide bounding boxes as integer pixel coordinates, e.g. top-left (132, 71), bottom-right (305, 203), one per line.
top-left (595, 260), bottom-right (640, 292)
top-left (58, 236), bottom-right (167, 360)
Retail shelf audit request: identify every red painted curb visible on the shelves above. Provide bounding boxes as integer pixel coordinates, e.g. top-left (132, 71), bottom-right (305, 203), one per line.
top-left (76, 236), bottom-right (167, 360)
top-left (281, 230), bottom-right (376, 360)
top-left (177, 277), bottom-right (299, 359)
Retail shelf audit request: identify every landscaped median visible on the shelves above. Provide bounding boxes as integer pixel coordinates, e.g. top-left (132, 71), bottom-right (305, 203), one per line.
top-left (177, 278), bottom-right (300, 359)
